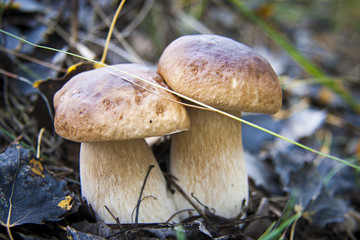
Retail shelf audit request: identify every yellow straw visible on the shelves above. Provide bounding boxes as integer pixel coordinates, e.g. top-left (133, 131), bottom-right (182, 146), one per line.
top-left (100, 0), bottom-right (127, 64)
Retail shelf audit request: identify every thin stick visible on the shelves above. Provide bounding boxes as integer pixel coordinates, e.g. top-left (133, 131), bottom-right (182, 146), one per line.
top-left (0, 46), bottom-right (66, 72)
top-left (164, 208), bottom-right (196, 223)
top-left (165, 174), bottom-right (211, 226)
top-left (134, 165), bottom-right (154, 227)
top-left (100, 0), bottom-right (127, 64)
top-left (0, 69), bottom-right (54, 123)
top-left (70, 0), bottom-right (79, 47)
top-left (36, 128), bottom-right (45, 159)
top-left (105, 205), bottom-right (122, 230)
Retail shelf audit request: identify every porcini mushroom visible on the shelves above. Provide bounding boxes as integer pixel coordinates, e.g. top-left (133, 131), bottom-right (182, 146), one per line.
top-left (54, 64), bottom-right (190, 223)
top-left (157, 35), bottom-right (282, 219)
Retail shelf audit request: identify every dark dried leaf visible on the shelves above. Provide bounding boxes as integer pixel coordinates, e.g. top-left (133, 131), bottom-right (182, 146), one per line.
top-left (273, 145), bottom-right (319, 187)
top-left (273, 145), bottom-right (350, 227)
top-left (304, 188), bottom-right (348, 227)
top-left (287, 163), bottom-right (323, 208)
top-left (66, 226), bottom-right (105, 240)
top-left (0, 143), bottom-right (72, 227)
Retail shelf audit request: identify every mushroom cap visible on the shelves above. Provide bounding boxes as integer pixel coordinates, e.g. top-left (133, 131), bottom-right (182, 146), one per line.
top-left (54, 64), bottom-right (190, 142)
top-left (157, 34), bottom-right (282, 114)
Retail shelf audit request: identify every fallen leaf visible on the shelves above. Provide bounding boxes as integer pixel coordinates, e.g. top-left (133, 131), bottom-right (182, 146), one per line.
top-left (304, 188), bottom-right (348, 227)
top-left (272, 144), bottom-right (350, 227)
top-left (273, 144), bottom-right (319, 187)
top-left (287, 163), bottom-right (323, 208)
top-left (0, 143), bottom-right (73, 229)
top-left (66, 226), bottom-right (106, 240)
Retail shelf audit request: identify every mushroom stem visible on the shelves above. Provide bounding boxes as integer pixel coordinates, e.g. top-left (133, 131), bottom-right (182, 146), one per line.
top-left (170, 107), bottom-right (248, 219)
top-left (80, 139), bottom-right (178, 223)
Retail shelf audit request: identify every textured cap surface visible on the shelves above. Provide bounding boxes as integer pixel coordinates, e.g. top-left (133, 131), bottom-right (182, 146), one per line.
top-left (54, 64), bottom-right (190, 142)
top-left (158, 34), bottom-right (282, 113)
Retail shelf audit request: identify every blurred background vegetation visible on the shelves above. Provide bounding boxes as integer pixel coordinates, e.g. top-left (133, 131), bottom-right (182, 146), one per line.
top-left (0, 0), bottom-right (360, 239)
top-left (2, 0), bottom-right (360, 85)
top-left (2, 0), bottom-right (359, 149)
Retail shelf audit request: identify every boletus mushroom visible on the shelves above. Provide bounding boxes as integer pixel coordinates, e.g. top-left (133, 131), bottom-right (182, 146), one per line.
top-left (157, 35), bottom-right (282, 219)
top-left (54, 64), bottom-right (190, 223)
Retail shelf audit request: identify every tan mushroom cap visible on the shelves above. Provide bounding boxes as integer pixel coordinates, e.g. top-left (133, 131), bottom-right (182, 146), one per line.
top-left (54, 64), bottom-right (190, 142)
top-left (158, 34), bottom-right (282, 114)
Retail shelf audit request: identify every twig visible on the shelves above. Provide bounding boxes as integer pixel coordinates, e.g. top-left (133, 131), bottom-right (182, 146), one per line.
top-left (134, 165), bottom-right (155, 227)
top-left (216, 215), bottom-right (269, 228)
top-left (164, 208), bottom-right (197, 224)
top-left (105, 206), bottom-right (122, 230)
top-left (36, 128), bottom-right (45, 159)
top-left (0, 69), bottom-right (54, 123)
top-left (122, 0), bottom-right (155, 36)
top-left (70, 0), bottom-right (79, 47)
top-left (0, 46), bottom-right (66, 72)
top-left (191, 192), bottom-right (215, 215)
top-left (165, 173), bottom-right (211, 226)
top-left (131, 195), bottom-right (157, 224)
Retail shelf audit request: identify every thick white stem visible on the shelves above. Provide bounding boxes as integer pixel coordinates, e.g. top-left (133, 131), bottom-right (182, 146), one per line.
top-left (80, 139), bottom-right (178, 223)
top-left (170, 108), bottom-right (248, 219)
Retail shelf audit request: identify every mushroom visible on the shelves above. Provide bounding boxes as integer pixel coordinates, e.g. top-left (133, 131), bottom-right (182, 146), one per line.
top-left (53, 64), bottom-right (190, 223)
top-left (157, 35), bottom-right (282, 219)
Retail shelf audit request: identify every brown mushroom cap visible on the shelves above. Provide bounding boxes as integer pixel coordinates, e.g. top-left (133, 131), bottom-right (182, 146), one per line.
top-left (54, 64), bottom-right (190, 142)
top-left (158, 34), bottom-right (282, 114)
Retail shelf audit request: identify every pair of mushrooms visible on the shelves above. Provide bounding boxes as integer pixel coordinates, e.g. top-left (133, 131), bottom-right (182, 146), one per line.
top-left (54, 34), bottom-right (282, 224)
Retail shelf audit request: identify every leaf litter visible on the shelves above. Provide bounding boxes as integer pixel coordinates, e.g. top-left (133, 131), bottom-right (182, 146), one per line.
top-left (0, 142), bottom-right (72, 238)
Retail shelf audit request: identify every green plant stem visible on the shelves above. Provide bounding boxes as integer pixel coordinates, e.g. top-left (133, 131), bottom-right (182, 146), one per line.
top-left (259, 212), bottom-right (302, 240)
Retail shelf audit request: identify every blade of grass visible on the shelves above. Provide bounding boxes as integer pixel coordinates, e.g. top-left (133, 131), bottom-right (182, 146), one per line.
top-left (323, 155), bottom-right (358, 186)
top-left (259, 212), bottom-right (302, 240)
top-left (1, 28), bottom-right (359, 170)
top-left (259, 189), bottom-right (302, 240)
top-left (0, 68), bottom-right (54, 122)
top-left (259, 221), bottom-right (277, 238)
top-left (227, 0), bottom-right (360, 113)
top-left (0, 125), bottom-right (34, 151)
